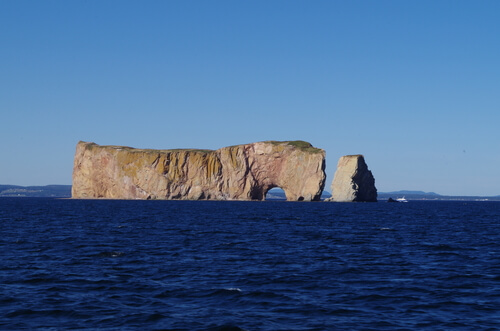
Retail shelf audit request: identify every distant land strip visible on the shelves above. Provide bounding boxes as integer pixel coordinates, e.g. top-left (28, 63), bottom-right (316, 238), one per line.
top-left (0, 185), bottom-right (499, 201)
top-left (0, 185), bottom-right (72, 198)
top-left (377, 191), bottom-right (500, 201)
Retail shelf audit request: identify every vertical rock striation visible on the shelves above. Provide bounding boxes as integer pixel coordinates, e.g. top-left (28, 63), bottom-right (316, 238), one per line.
top-left (328, 155), bottom-right (377, 202)
top-left (72, 141), bottom-right (326, 201)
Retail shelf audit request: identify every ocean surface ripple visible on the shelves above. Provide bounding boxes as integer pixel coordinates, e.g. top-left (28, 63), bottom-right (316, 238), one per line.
top-left (1, 198), bottom-right (500, 330)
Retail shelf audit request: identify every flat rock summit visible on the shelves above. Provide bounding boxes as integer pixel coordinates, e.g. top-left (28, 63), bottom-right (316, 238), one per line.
top-left (72, 141), bottom-right (326, 201)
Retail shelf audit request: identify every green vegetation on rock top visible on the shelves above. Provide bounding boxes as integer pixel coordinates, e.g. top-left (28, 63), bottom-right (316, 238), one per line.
top-left (266, 140), bottom-right (323, 153)
top-left (81, 142), bottom-right (214, 154)
top-left (80, 140), bottom-right (322, 154)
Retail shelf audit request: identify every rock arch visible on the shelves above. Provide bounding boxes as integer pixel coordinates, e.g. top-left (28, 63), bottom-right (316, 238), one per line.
top-left (72, 140), bottom-right (326, 201)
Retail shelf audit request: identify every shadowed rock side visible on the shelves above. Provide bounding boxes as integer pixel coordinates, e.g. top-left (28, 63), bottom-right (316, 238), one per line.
top-left (72, 141), bottom-right (326, 201)
top-left (327, 155), bottom-right (377, 202)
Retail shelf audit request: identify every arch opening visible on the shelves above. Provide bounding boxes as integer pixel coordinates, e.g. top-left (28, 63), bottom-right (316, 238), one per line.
top-left (265, 186), bottom-right (287, 201)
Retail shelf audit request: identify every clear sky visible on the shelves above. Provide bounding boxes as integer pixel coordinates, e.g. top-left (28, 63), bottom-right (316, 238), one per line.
top-left (1, 0), bottom-right (499, 196)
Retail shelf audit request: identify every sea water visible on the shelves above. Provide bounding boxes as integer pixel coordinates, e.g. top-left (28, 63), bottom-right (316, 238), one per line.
top-left (1, 198), bottom-right (500, 330)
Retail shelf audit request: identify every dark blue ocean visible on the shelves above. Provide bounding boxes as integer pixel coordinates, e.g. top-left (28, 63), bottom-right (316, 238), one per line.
top-left (1, 198), bottom-right (500, 330)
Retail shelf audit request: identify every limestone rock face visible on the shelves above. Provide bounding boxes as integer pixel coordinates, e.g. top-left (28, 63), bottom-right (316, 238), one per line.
top-left (72, 141), bottom-right (326, 201)
top-left (328, 155), bottom-right (377, 202)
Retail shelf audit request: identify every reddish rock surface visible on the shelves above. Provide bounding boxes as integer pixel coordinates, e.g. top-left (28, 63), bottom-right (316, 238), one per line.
top-left (72, 141), bottom-right (326, 201)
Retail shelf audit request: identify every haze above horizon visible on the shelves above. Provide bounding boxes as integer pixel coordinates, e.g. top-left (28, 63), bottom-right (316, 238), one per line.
top-left (1, 0), bottom-right (499, 196)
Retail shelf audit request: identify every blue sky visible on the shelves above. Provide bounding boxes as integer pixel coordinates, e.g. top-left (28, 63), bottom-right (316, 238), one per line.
top-left (1, 0), bottom-right (499, 196)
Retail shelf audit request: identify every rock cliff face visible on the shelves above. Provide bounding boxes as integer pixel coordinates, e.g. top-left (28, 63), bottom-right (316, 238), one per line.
top-left (72, 141), bottom-right (326, 201)
top-left (328, 155), bottom-right (377, 202)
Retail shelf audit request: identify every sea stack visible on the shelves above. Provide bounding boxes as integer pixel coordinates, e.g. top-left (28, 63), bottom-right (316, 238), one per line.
top-left (327, 155), bottom-right (377, 202)
top-left (72, 140), bottom-right (326, 201)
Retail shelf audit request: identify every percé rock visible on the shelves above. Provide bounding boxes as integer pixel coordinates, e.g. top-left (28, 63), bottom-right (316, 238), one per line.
top-left (327, 155), bottom-right (377, 202)
top-left (72, 141), bottom-right (326, 201)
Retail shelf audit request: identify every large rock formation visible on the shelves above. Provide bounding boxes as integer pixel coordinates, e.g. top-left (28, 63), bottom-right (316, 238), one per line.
top-left (72, 141), bottom-right (326, 201)
top-left (327, 155), bottom-right (377, 202)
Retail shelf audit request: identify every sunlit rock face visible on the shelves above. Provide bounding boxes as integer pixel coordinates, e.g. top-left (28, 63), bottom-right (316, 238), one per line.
top-left (327, 155), bottom-right (377, 202)
top-left (72, 141), bottom-right (326, 201)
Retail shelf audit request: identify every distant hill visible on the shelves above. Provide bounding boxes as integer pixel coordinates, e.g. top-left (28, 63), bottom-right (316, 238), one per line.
top-left (0, 185), bottom-right (72, 198)
top-left (378, 191), bottom-right (441, 201)
top-left (381, 190), bottom-right (440, 196)
top-left (378, 190), bottom-right (500, 201)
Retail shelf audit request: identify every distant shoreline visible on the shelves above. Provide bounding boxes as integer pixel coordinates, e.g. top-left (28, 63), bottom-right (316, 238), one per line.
top-left (377, 191), bottom-right (500, 202)
top-left (1, 185), bottom-right (499, 201)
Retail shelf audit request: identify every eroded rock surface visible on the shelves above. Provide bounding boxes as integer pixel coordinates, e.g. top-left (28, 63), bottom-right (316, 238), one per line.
top-left (72, 141), bottom-right (326, 201)
top-left (327, 155), bottom-right (377, 202)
